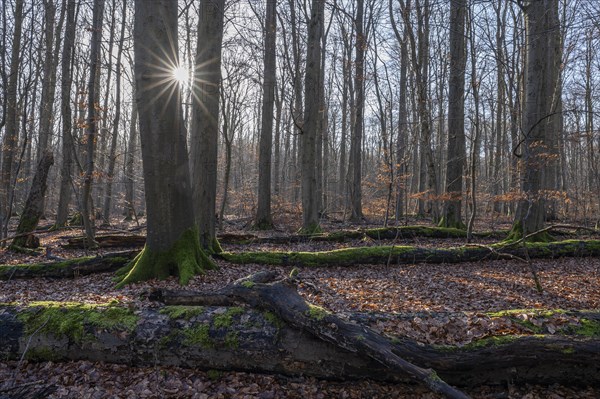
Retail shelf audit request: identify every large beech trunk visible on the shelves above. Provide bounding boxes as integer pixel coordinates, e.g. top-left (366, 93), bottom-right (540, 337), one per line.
top-left (1, 275), bottom-right (598, 395)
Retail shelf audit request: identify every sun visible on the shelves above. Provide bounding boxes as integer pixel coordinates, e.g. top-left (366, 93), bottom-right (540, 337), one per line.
top-left (172, 65), bottom-right (189, 85)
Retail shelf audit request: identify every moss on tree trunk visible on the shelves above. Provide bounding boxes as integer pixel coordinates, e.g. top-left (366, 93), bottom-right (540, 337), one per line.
top-left (115, 229), bottom-right (217, 288)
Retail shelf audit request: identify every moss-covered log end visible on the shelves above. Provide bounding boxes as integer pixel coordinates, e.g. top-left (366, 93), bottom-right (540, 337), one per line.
top-left (115, 229), bottom-right (218, 288)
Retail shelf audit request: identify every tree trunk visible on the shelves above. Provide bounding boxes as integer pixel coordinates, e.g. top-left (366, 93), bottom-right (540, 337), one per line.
top-left (255, 0), bottom-right (277, 229)
top-left (116, 0), bottom-right (217, 287)
top-left (101, 0), bottom-right (127, 225)
top-left (441, 0), bottom-right (467, 230)
top-left (301, 0), bottom-right (324, 233)
top-left (349, 0), bottom-right (365, 222)
top-left (123, 97), bottom-right (138, 222)
top-left (10, 151), bottom-right (54, 248)
top-left (55, 0), bottom-right (77, 228)
top-left (191, 0), bottom-right (225, 253)
top-left (81, 0), bottom-right (105, 248)
top-left (509, 0), bottom-right (560, 241)
top-left (0, 0), bottom-right (24, 242)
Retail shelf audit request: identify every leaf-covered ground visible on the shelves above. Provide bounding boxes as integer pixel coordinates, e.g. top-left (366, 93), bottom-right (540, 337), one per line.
top-left (1, 220), bottom-right (599, 398)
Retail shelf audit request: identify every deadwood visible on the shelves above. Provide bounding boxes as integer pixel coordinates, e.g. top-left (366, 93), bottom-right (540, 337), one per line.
top-left (1, 289), bottom-right (598, 393)
top-left (0, 250), bottom-right (137, 280)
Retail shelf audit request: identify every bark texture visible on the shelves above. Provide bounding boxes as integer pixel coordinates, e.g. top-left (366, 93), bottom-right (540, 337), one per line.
top-left (11, 151), bottom-right (54, 248)
top-left (441, 0), bottom-right (467, 229)
top-left (301, 0), bottom-right (325, 233)
top-left (510, 0), bottom-right (561, 240)
top-left (255, 0), bottom-right (277, 230)
top-left (191, 0), bottom-right (225, 252)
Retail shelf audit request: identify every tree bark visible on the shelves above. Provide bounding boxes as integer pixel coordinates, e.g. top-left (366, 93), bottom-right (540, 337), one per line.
top-left (349, 0), bottom-right (365, 222)
top-left (11, 151), bottom-right (54, 248)
top-left (81, 0), bottom-right (105, 248)
top-left (191, 0), bottom-right (225, 252)
top-left (102, 0), bottom-right (127, 225)
top-left (510, 0), bottom-right (561, 241)
top-left (441, 0), bottom-right (467, 230)
top-left (0, 0), bottom-right (24, 242)
top-left (255, 0), bottom-right (277, 229)
top-left (301, 0), bottom-right (325, 233)
top-left (56, 0), bottom-right (77, 228)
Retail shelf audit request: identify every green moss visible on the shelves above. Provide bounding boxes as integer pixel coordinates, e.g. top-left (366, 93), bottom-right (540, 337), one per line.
top-left (572, 319), bottom-right (600, 337)
top-left (213, 307), bottom-right (244, 328)
top-left (307, 304), bottom-right (329, 321)
top-left (25, 347), bottom-right (62, 362)
top-left (222, 245), bottom-right (416, 267)
top-left (561, 346), bottom-right (575, 354)
top-left (0, 256), bottom-right (95, 275)
top-left (160, 306), bottom-right (205, 320)
top-left (263, 311), bottom-right (284, 328)
top-left (241, 281), bottom-right (255, 289)
top-left (115, 228), bottom-right (218, 288)
top-left (183, 324), bottom-right (213, 348)
top-left (224, 331), bottom-right (239, 349)
top-left (16, 302), bottom-right (138, 344)
top-left (206, 369), bottom-right (222, 380)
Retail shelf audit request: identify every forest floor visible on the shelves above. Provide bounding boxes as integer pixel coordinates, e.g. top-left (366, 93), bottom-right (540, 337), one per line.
top-left (0, 215), bottom-right (599, 398)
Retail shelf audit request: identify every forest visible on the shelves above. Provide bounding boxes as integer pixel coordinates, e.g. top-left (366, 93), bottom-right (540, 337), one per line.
top-left (0, 0), bottom-right (599, 397)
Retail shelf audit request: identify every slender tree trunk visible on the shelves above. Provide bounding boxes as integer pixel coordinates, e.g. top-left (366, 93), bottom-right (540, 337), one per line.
top-left (102, 0), bottom-right (127, 225)
top-left (81, 0), bottom-right (105, 247)
top-left (301, 0), bottom-right (324, 232)
top-left (123, 96), bottom-right (138, 221)
top-left (256, 0), bottom-right (277, 229)
top-left (441, 0), bottom-right (466, 229)
top-left (349, 0), bottom-right (365, 222)
top-left (11, 151), bottom-right (54, 248)
top-left (0, 0), bottom-right (24, 242)
top-left (56, 0), bottom-right (77, 227)
top-left (191, 0), bottom-right (225, 253)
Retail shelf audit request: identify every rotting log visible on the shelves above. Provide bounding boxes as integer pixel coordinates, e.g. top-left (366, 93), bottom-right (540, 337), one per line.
top-left (0, 250), bottom-right (137, 280)
top-left (61, 234), bottom-right (146, 249)
top-left (0, 302), bottom-right (598, 391)
top-left (220, 239), bottom-right (600, 267)
top-left (149, 274), bottom-right (600, 392)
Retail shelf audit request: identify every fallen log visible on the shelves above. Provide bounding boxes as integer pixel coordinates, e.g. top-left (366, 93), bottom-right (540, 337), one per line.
top-left (61, 235), bottom-right (146, 249)
top-left (221, 239), bottom-right (600, 267)
top-left (0, 250), bottom-right (138, 280)
top-left (149, 274), bottom-right (600, 392)
top-left (1, 301), bottom-right (598, 393)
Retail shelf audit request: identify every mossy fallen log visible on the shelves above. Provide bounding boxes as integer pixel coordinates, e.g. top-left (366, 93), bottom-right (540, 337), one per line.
top-left (1, 301), bottom-right (598, 390)
top-left (219, 226), bottom-right (478, 245)
top-left (0, 250), bottom-right (138, 280)
top-left (221, 239), bottom-right (600, 267)
top-left (61, 235), bottom-right (146, 249)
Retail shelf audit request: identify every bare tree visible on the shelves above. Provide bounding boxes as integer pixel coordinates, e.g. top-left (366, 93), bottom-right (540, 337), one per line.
top-left (440, 0), bottom-right (467, 229)
top-left (117, 0), bottom-right (216, 287)
top-left (509, 0), bottom-right (561, 241)
top-left (191, 0), bottom-right (225, 253)
top-left (255, 0), bottom-right (277, 229)
top-left (0, 0), bottom-right (24, 242)
top-left (301, 0), bottom-right (325, 233)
